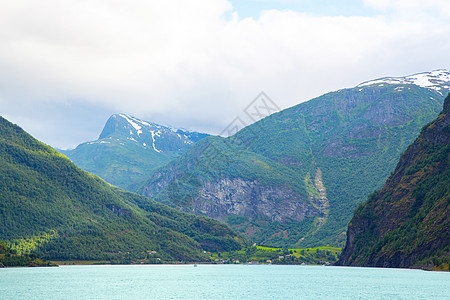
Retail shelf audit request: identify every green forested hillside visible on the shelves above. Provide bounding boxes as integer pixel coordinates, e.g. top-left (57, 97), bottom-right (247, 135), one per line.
top-left (141, 83), bottom-right (447, 248)
top-left (0, 116), bottom-right (245, 262)
top-left (337, 94), bottom-right (449, 270)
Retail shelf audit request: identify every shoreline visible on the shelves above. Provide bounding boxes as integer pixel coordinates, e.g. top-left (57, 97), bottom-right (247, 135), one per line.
top-left (48, 261), bottom-right (448, 272)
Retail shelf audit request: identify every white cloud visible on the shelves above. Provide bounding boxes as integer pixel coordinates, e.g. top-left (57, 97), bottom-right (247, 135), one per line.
top-left (0, 0), bottom-right (449, 148)
top-left (364, 0), bottom-right (450, 17)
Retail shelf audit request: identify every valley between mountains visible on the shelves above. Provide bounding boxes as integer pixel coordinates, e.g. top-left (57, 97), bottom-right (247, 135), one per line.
top-left (1, 70), bottom-right (448, 269)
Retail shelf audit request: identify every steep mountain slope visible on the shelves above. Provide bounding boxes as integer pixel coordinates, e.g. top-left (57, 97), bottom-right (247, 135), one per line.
top-left (61, 114), bottom-right (209, 190)
top-left (337, 94), bottom-right (449, 270)
top-left (0, 116), bottom-right (244, 262)
top-left (140, 70), bottom-right (449, 248)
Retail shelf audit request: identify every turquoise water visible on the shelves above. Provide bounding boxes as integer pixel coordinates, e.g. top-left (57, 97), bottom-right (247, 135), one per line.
top-left (1, 265), bottom-right (448, 299)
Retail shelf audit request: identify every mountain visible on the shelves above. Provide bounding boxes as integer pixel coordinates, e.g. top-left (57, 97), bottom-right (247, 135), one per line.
top-left (0, 116), bottom-right (244, 262)
top-left (61, 114), bottom-right (209, 190)
top-left (337, 93), bottom-right (449, 270)
top-left (139, 70), bottom-right (450, 248)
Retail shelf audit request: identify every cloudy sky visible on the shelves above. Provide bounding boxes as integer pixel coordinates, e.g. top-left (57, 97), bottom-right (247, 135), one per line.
top-left (1, 0), bottom-right (449, 149)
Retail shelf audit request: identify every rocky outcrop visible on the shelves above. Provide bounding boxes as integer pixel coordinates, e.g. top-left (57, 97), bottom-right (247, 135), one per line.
top-left (191, 178), bottom-right (319, 223)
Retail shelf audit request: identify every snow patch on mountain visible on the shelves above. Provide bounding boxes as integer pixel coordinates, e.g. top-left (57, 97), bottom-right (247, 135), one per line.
top-left (118, 113), bottom-right (202, 137)
top-left (358, 69), bottom-right (450, 93)
top-left (150, 130), bottom-right (161, 153)
top-left (119, 114), bottom-right (143, 135)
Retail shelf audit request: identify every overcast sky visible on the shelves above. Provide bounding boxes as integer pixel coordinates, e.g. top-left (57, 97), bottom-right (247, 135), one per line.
top-left (1, 0), bottom-right (449, 149)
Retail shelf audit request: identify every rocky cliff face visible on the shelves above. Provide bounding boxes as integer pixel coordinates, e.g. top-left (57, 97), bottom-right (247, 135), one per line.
top-left (190, 178), bottom-right (319, 223)
top-left (337, 94), bottom-right (450, 270)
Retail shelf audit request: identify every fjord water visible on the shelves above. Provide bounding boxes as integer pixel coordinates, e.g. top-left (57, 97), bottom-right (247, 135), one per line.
top-left (1, 265), bottom-right (448, 299)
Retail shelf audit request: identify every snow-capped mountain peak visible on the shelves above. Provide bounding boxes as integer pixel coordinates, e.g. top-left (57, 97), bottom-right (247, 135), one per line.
top-left (97, 114), bottom-right (209, 153)
top-left (358, 69), bottom-right (450, 94)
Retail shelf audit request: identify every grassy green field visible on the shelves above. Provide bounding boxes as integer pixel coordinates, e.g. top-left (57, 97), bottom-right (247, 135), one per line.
top-left (257, 245), bottom-right (341, 253)
top-left (210, 245), bottom-right (342, 265)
